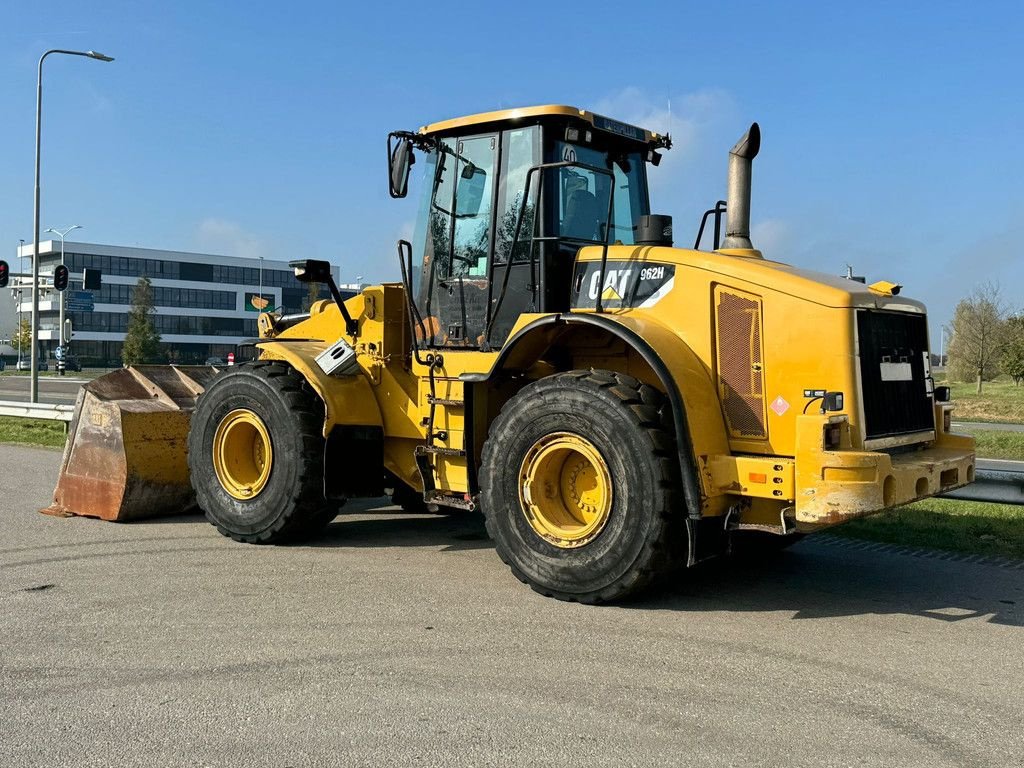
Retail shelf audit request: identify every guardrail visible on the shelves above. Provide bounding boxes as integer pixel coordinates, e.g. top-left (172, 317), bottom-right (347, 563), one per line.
top-left (941, 459), bottom-right (1024, 505)
top-left (0, 399), bottom-right (74, 422)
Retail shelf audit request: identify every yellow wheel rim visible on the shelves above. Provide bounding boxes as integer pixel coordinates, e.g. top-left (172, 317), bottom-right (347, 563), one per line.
top-left (518, 432), bottom-right (612, 548)
top-left (212, 409), bottom-right (274, 500)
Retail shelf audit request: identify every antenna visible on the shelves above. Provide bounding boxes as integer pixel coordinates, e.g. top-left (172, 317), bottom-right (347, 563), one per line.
top-left (667, 97), bottom-right (672, 138)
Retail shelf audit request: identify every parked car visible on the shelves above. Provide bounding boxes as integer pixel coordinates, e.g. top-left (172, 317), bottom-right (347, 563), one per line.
top-left (16, 359), bottom-right (47, 371)
top-left (204, 357), bottom-right (226, 366)
top-left (62, 354), bottom-right (82, 372)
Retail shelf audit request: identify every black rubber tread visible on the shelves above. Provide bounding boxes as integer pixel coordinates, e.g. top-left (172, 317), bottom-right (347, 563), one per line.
top-left (479, 369), bottom-right (683, 604)
top-left (188, 360), bottom-right (332, 544)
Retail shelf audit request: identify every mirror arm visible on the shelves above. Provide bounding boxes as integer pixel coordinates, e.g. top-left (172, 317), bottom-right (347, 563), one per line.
top-left (324, 277), bottom-right (359, 338)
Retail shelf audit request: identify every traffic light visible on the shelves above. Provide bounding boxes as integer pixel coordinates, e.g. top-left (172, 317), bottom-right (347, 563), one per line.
top-left (83, 268), bottom-right (102, 290)
top-left (0, 260), bottom-right (7, 288)
top-left (53, 264), bottom-right (69, 291)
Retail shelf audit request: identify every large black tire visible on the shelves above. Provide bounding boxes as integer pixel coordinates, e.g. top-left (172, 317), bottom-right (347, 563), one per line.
top-left (480, 369), bottom-right (682, 604)
top-left (188, 361), bottom-right (332, 543)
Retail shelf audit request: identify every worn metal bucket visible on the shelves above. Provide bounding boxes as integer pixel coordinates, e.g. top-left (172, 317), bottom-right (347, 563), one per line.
top-left (42, 365), bottom-right (221, 521)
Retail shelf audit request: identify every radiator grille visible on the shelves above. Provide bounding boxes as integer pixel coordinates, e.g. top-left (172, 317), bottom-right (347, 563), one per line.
top-left (857, 310), bottom-right (934, 440)
top-left (715, 287), bottom-right (767, 439)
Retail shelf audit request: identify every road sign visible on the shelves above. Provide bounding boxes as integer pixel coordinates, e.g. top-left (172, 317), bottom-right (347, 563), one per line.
top-left (66, 289), bottom-right (94, 312)
top-left (54, 345), bottom-right (64, 360)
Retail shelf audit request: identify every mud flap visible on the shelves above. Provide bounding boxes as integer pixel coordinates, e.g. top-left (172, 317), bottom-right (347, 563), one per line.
top-left (686, 516), bottom-right (729, 567)
top-left (324, 424), bottom-right (384, 499)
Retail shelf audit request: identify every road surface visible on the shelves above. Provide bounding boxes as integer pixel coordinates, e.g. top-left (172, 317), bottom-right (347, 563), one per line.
top-left (3, 445), bottom-right (1022, 766)
top-left (0, 376), bottom-right (87, 405)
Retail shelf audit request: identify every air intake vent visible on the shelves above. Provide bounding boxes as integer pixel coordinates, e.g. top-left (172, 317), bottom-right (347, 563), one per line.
top-left (715, 287), bottom-right (767, 439)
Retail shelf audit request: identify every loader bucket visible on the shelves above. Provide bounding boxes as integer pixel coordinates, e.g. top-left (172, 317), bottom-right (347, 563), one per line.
top-left (42, 365), bottom-right (222, 522)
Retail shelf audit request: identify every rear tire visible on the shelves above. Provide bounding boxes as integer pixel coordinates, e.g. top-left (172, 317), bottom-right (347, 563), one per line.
top-left (189, 361), bottom-right (332, 543)
top-left (480, 369), bottom-right (681, 603)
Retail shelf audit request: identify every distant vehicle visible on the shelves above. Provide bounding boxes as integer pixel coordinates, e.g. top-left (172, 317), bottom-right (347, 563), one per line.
top-left (62, 355), bottom-right (82, 372)
top-left (204, 357), bottom-right (226, 366)
top-left (16, 359), bottom-right (48, 371)
top-left (0, 358), bottom-right (5, 371)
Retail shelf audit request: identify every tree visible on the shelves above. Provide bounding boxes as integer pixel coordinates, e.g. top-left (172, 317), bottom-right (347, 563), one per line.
top-left (9, 318), bottom-right (32, 353)
top-left (1001, 315), bottom-right (1024, 386)
top-left (947, 282), bottom-right (1008, 394)
top-left (121, 276), bottom-right (162, 365)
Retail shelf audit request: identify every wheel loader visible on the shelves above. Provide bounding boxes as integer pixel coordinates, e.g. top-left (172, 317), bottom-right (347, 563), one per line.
top-left (46, 105), bottom-right (976, 603)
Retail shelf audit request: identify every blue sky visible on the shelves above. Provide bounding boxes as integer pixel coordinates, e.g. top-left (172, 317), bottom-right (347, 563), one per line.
top-left (1, 1), bottom-right (1021, 348)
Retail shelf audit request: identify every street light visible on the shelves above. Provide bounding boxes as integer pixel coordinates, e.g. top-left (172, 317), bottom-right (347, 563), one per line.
top-left (45, 224), bottom-right (81, 375)
top-left (30, 48), bottom-right (113, 402)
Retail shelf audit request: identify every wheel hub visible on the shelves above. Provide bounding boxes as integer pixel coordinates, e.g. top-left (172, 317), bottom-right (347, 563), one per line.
top-left (518, 432), bottom-right (612, 548)
top-left (212, 408), bottom-right (274, 500)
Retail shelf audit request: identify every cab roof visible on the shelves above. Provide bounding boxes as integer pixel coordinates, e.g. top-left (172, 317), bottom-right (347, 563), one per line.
top-left (418, 104), bottom-right (667, 147)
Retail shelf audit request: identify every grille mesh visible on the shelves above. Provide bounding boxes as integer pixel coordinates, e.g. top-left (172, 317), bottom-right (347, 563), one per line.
top-left (716, 288), bottom-right (767, 438)
top-left (857, 310), bottom-right (934, 439)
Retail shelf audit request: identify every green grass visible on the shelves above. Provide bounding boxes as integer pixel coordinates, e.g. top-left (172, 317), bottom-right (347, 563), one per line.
top-left (0, 416), bottom-right (67, 448)
top-left (832, 498), bottom-right (1024, 560)
top-left (941, 376), bottom-right (1024, 423)
top-left (971, 429), bottom-right (1024, 460)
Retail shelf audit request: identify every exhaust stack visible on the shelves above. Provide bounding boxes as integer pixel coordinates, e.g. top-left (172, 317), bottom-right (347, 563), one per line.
top-left (720, 122), bottom-right (761, 250)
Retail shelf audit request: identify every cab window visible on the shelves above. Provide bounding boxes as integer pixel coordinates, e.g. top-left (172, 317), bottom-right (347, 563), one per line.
top-left (554, 142), bottom-right (646, 244)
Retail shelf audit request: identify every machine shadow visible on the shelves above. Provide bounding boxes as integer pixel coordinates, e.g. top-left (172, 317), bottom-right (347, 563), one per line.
top-left (634, 541), bottom-right (1023, 628)
top-left (304, 499), bottom-right (493, 553)
top-left (136, 501), bottom-right (1021, 627)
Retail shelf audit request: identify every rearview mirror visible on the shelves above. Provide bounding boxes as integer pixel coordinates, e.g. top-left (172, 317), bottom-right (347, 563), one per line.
top-left (455, 165), bottom-right (486, 217)
top-left (388, 135), bottom-right (414, 198)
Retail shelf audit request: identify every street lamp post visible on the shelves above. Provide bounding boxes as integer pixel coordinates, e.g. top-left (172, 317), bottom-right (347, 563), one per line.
top-left (45, 225), bottom-right (81, 375)
top-left (30, 48), bottom-right (113, 402)
top-left (17, 239), bottom-right (25, 367)
top-left (258, 255), bottom-right (264, 307)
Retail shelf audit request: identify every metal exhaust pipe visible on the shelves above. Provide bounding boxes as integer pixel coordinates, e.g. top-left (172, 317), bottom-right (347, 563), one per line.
top-left (720, 122), bottom-right (760, 250)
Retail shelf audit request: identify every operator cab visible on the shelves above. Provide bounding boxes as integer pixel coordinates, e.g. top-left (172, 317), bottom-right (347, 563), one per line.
top-left (388, 105), bottom-right (671, 349)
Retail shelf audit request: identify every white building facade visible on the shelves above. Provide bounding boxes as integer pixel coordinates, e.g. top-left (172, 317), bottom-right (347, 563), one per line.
top-left (13, 241), bottom-right (339, 366)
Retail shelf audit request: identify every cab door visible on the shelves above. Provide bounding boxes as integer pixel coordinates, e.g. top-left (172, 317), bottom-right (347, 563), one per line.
top-left (416, 133), bottom-right (497, 347)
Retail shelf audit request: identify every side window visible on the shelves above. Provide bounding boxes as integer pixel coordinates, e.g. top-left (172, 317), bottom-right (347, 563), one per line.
top-left (495, 126), bottom-right (541, 264)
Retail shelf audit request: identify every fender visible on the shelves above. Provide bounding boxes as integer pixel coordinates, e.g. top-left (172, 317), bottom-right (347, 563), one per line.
top-left (257, 340), bottom-right (384, 435)
top-left (466, 313), bottom-right (731, 526)
top-left (258, 339), bottom-right (386, 498)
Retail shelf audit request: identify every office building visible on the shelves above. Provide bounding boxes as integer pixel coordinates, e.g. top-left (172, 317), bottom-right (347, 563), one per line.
top-left (13, 241), bottom-right (341, 366)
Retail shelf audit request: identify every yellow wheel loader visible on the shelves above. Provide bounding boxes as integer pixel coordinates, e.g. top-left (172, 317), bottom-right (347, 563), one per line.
top-left (46, 105), bottom-right (976, 603)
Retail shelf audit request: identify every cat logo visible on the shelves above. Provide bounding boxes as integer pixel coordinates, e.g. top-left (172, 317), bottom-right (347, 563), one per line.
top-left (572, 260), bottom-right (675, 310)
top-left (589, 269), bottom-right (632, 302)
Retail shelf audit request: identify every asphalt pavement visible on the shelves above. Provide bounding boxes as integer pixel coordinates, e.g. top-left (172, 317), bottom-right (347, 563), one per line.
top-left (2, 444), bottom-right (1023, 767)
top-left (0, 375), bottom-right (88, 405)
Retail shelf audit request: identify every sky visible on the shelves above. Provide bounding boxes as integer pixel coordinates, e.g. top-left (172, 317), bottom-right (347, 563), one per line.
top-left (1, 0), bottom-right (1021, 350)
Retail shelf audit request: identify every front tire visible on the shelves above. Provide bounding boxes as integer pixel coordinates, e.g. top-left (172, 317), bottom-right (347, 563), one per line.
top-left (480, 370), bottom-right (682, 603)
top-left (188, 361), bottom-right (331, 543)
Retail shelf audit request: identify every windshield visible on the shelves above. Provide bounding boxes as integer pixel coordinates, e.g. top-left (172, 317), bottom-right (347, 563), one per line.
top-left (553, 142), bottom-right (647, 244)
